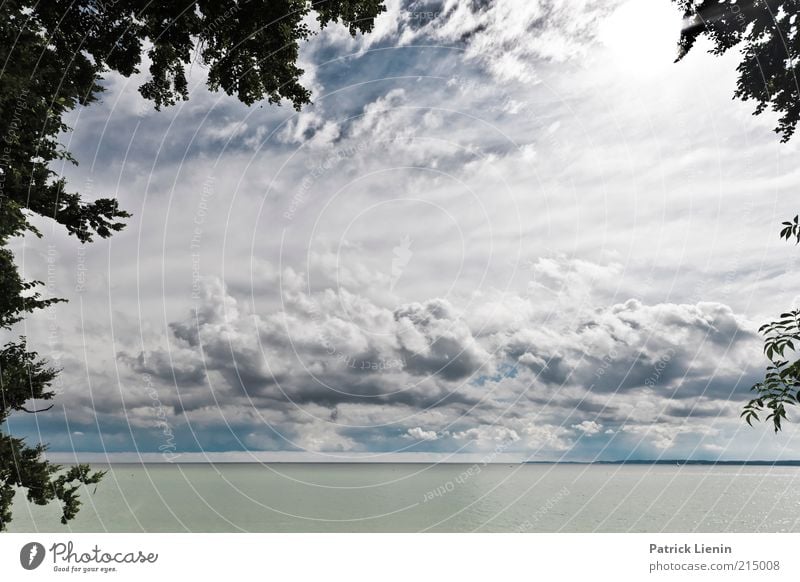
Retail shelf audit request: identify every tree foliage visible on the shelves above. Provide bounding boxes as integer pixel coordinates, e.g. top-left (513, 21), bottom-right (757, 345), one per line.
top-left (675, 0), bottom-right (800, 142)
top-left (1, 0), bottom-right (385, 531)
top-left (742, 309), bottom-right (800, 431)
top-left (0, 343), bottom-right (107, 528)
top-left (780, 214), bottom-right (800, 244)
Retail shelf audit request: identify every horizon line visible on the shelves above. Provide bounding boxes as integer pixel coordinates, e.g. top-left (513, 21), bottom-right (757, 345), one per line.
top-left (43, 451), bottom-right (800, 465)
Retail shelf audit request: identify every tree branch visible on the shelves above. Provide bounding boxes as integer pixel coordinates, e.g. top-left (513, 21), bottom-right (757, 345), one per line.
top-left (19, 404), bottom-right (54, 413)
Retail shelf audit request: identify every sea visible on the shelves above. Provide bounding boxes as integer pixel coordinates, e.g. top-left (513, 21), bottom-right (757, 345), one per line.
top-left (8, 463), bottom-right (800, 532)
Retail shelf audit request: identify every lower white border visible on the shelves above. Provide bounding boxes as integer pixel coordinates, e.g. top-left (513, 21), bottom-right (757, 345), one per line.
top-left (2, 533), bottom-right (799, 581)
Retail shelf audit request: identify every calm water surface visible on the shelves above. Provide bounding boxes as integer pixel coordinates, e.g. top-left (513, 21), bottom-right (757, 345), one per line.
top-left (8, 464), bottom-right (800, 532)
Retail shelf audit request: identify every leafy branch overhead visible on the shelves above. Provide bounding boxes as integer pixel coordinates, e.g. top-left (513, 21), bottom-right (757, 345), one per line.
top-left (1, 0), bottom-right (386, 245)
top-left (675, 0), bottom-right (800, 142)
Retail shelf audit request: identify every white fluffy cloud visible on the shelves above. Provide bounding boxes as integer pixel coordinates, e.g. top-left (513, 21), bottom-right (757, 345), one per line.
top-left (572, 420), bottom-right (603, 435)
top-left (278, 111), bottom-right (341, 149)
top-left (408, 0), bottom-right (619, 83)
top-left (406, 427), bottom-right (440, 441)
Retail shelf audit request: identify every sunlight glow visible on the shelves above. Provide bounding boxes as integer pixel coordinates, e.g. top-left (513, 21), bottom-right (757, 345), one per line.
top-left (599, 0), bottom-right (685, 74)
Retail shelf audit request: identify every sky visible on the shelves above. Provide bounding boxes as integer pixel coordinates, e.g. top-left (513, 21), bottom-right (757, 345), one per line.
top-left (7, 0), bottom-right (800, 462)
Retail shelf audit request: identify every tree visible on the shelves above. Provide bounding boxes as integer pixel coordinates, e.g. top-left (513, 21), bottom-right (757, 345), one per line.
top-left (675, 0), bottom-right (800, 142)
top-left (673, 0), bottom-right (800, 430)
top-left (0, 0), bottom-right (385, 531)
top-left (740, 220), bottom-right (800, 431)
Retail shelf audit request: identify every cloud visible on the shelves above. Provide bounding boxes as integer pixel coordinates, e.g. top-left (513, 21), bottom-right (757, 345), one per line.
top-left (412, 0), bottom-right (619, 83)
top-left (278, 111), bottom-right (341, 149)
top-left (205, 120), bottom-right (249, 142)
top-left (395, 298), bottom-right (493, 381)
top-left (453, 425), bottom-right (520, 442)
top-left (115, 253), bottom-right (760, 455)
top-left (406, 426), bottom-right (439, 440)
top-left (572, 420), bottom-right (602, 435)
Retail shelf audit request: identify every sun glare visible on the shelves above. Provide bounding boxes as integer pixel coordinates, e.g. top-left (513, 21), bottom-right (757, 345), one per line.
top-left (599, 0), bottom-right (685, 74)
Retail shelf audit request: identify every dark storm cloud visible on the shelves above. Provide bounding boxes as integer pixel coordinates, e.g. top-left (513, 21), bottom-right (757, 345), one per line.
top-left (395, 299), bottom-right (490, 381)
top-left (122, 350), bottom-right (207, 387)
top-left (113, 256), bottom-right (762, 456)
top-left (503, 299), bottom-right (757, 395)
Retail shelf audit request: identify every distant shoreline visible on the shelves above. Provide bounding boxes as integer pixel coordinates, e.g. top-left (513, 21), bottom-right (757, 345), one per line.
top-left (43, 451), bottom-right (800, 466)
top-left (526, 460), bottom-right (800, 466)
top-left (46, 459), bottom-right (800, 466)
